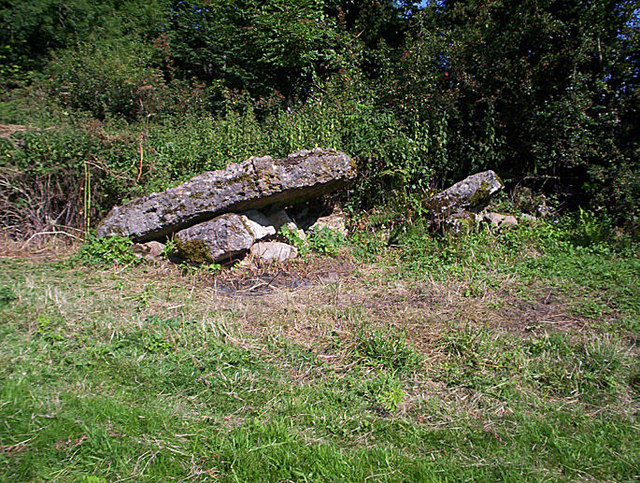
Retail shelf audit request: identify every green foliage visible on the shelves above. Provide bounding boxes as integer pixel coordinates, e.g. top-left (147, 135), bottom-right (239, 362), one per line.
top-left (202, 263), bottom-right (222, 274)
top-left (46, 39), bottom-right (167, 120)
top-left (353, 327), bottom-right (422, 374)
top-left (0, 0), bottom-right (169, 79)
top-left (387, 0), bottom-right (639, 219)
top-left (166, 0), bottom-right (343, 101)
top-left (350, 226), bottom-right (389, 262)
top-left (278, 225), bottom-right (310, 255)
top-left (308, 226), bottom-right (347, 256)
top-left (0, 286), bottom-right (17, 309)
top-left (1, 0), bottom-right (639, 234)
top-left (1, 74), bottom-right (442, 234)
top-left (76, 235), bottom-right (140, 266)
top-left (572, 208), bottom-right (612, 247)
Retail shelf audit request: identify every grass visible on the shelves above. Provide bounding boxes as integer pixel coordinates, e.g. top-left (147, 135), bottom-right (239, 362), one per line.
top-left (0, 219), bottom-right (639, 481)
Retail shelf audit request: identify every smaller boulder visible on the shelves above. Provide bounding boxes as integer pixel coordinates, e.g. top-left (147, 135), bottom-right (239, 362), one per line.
top-left (444, 211), bottom-right (478, 235)
top-left (175, 211), bottom-right (275, 264)
top-left (426, 171), bottom-right (503, 227)
top-left (243, 210), bottom-right (277, 239)
top-left (310, 209), bottom-right (348, 237)
top-left (484, 212), bottom-right (518, 229)
top-left (132, 241), bottom-right (165, 261)
top-left (250, 241), bottom-right (298, 263)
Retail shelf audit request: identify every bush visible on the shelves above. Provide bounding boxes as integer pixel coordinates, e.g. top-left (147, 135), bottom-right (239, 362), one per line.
top-left (46, 39), bottom-right (167, 120)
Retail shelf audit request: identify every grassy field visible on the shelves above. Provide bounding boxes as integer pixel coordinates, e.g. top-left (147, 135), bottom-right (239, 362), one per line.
top-left (1, 220), bottom-right (639, 481)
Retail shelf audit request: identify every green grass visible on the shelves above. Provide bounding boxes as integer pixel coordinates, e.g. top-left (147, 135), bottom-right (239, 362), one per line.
top-left (1, 220), bottom-right (639, 481)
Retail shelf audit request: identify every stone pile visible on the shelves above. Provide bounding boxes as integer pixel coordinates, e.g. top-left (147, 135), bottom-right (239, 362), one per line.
top-left (97, 148), bottom-right (355, 263)
top-left (424, 170), bottom-right (542, 233)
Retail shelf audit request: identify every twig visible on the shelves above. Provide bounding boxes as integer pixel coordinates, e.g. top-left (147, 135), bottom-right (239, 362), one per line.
top-left (136, 131), bottom-right (144, 183)
top-left (21, 230), bottom-right (81, 249)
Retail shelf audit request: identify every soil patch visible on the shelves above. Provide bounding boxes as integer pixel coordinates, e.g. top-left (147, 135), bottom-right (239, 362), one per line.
top-left (211, 255), bottom-right (355, 296)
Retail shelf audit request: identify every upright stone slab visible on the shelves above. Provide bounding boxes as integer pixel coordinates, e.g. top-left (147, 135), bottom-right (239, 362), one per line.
top-left (96, 148), bottom-right (356, 241)
top-left (426, 170), bottom-right (503, 225)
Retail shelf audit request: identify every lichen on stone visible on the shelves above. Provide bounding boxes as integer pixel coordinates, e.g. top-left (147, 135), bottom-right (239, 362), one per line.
top-left (176, 238), bottom-right (213, 265)
top-left (469, 180), bottom-right (491, 210)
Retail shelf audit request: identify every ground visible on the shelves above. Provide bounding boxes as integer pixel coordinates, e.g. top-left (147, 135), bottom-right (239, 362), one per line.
top-left (0, 223), bottom-right (639, 481)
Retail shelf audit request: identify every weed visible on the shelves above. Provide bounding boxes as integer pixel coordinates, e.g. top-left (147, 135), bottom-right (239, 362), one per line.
top-left (75, 235), bottom-right (140, 266)
top-left (0, 286), bottom-right (17, 308)
top-left (278, 224), bottom-right (310, 255)
top-left (35, 314), bottom-right (65, 342)
top-left (353, 327), bottom-right (422, 374)
top-left (351, 228), bottom-right (387, 261)
top-left (573, 208), bottom-right (612, 247)
top-left (308, 226), bottom-right (347, 256)
top-left (376, 385), bottom-right (407, 413)
top-left (161, 239), bottom-right (178, 258)
top-left (179, 262), bottom-right (222, 277)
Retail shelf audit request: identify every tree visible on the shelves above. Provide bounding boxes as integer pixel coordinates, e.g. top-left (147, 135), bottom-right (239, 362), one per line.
top-left (166, 0), bottom-right (343, 102)
top-left (388, 0), bottom-right (639, 216)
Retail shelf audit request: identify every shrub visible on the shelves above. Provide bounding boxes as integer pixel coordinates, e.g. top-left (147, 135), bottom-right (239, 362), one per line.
top-left (46, 39), bottom-right (167, 121)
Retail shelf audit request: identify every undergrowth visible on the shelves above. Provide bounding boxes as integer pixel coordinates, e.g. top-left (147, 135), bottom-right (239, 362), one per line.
top-left (74, 235), bottom-right (141, 266)
top-left (0, 214), bottom-right (638, 481)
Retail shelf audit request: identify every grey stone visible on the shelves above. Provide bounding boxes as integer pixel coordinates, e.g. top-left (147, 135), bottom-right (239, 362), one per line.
top-left (97, 148), bottom-right (356, 242)
top-left (426, 171), bottom-right (503, 227)
top-left (484, 212), bottom-right (518, 228)
top-left (520, 213), bottom-right (537, 222)
top-left (132, 241), bottom-right (165, 261)
top-left (250, 241), bottom-right (298, 263)
top-left (443, 211), bottom-right (478, 235)
top-left (268, 209), bottom-right (295, 230)
top-left (242, 210), bottom-right (277, 239)
top-left (174, 212), bottom-right (275, 264)
top-left (268, 208), bottom-right (307, 242)
top-left (310, 209), bottom-right (348, 237)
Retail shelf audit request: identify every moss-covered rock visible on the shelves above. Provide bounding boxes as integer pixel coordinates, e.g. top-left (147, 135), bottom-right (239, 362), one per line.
top-left (426, 171), bottom-right (504, 229)
top-left (175, 238), bottom-right (214, 265)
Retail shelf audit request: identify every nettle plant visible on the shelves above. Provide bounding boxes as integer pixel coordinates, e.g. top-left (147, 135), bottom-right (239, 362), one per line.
top-left (308, 226), bottom-right (347, 256)
top-left (278, 225), bottom-right (310, 255)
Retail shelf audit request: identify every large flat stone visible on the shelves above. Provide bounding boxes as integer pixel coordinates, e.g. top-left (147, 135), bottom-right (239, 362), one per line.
top-left (96, 148), bottom-right (356, 241)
